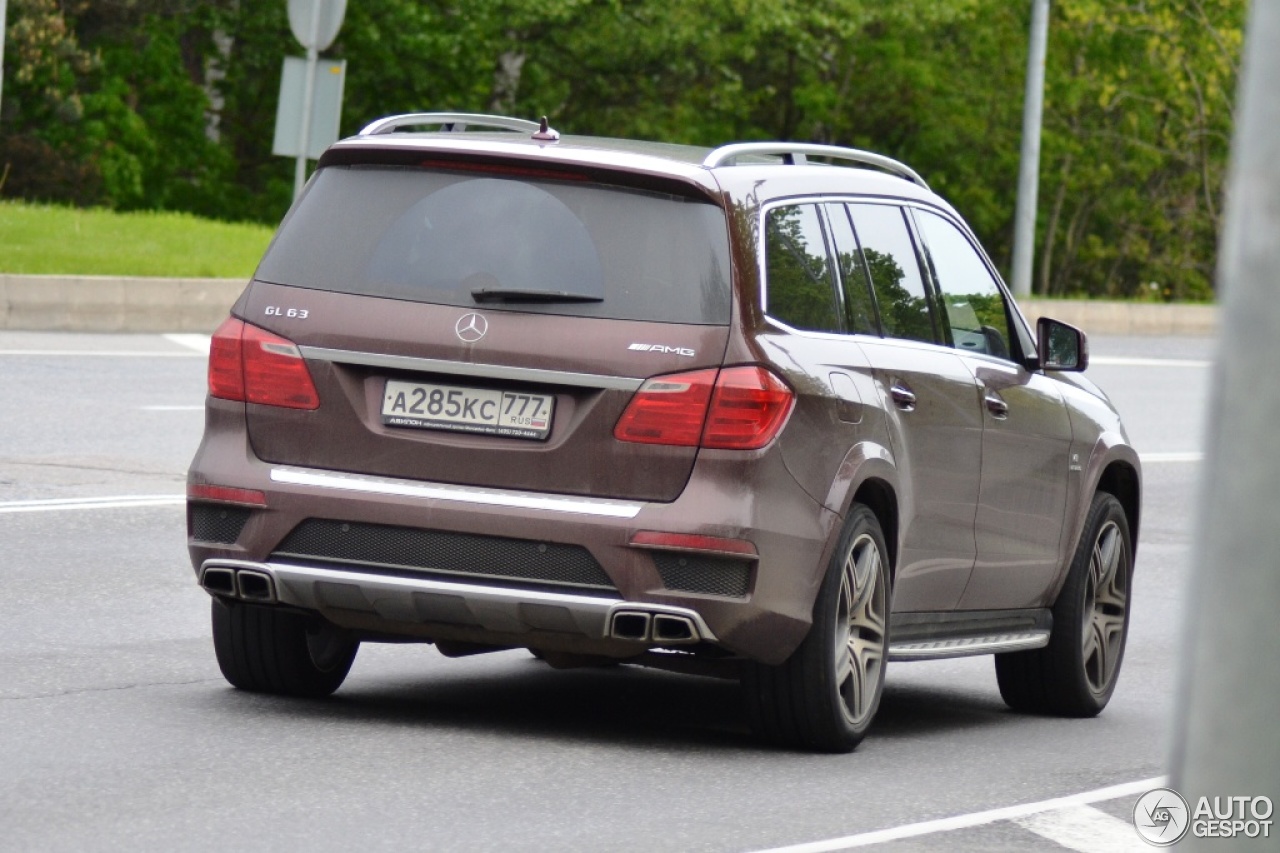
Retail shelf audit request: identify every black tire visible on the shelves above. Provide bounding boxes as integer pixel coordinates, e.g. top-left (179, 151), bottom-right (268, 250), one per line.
top-left (743, 504), bottom-right (890, 752)
top-left (211, 598), bottom-right (358, 698)
top-left (996, 491), bottom-right (1133, 716)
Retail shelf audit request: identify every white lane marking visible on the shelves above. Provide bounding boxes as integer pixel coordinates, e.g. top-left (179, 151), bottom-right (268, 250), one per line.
top-left (1014, 804), bottom-right (1146, 853)
top-left (747, 777), bottom-right (1164, 852)
top-left (164, 334), bottom-right (212, 354)
top-left (141, 405), bottom-right (204, 411)
top-left (0, 496), bottom-right (185, 514)
top-left (0, 350), bottom-right (202, 357)
top-left (1140, 451), bottom-right (1203, 463)
top-left (1091, 356), bottom-right (1210, 368)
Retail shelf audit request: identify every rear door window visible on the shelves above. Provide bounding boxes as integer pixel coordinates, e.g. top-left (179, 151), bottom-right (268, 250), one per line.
top-left (255, 166), bottom-right (732, 325)
top-left (763, 204), bottom-right (843, 333)
top-left (847, 204), bottom-right (936, 344)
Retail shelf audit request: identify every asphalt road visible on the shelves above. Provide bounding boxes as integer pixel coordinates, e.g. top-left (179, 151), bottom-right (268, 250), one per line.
top-left (0, 331), bottom-right (1213, 852)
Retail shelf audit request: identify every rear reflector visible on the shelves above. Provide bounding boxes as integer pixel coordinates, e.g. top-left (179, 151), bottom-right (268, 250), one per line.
top-left (208, 317), bottom-right (319, 410)
top-left (187, 484), bottom-right (268, 507)
top-left (629, 530), bottom-right (758, 558)
top-left (614, 366), bottom-right (793, 450)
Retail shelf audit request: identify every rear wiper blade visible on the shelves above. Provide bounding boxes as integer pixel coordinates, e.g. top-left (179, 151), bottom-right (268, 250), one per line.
top-left (471, 288), bottom-right (603, 303)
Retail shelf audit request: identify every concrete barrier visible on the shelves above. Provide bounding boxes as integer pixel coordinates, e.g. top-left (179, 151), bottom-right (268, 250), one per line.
top-left (0, 274), bottom-right (246, 333)
top-left (0, 274), bottom-right (1219, 336)
top-left (1019, 298), bottom-right (1217, 337)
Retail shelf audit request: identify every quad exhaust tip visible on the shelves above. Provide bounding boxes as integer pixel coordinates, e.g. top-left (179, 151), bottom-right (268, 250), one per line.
top-left (200, 566), bottom-right (277, 604)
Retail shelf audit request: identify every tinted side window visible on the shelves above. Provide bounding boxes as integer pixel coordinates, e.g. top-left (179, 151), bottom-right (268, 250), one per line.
top-left (847, 204), bottom-right (935, 344)
top-left (916, 210), bottom-right (1013, 360)
top-left (764, 204), bottom-right (842, 333)
top-left (824, 204), bottom-right (877, 335)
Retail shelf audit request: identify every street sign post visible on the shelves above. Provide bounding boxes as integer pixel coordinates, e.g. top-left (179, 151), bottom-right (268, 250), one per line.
top-left (284, 0), bottom-right (348, 201)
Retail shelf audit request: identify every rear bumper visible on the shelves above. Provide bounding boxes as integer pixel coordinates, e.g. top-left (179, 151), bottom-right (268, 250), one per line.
top-left (199, 557), bottom-right (716, 649)
top-left (187, 400), bottom-right (840, 664)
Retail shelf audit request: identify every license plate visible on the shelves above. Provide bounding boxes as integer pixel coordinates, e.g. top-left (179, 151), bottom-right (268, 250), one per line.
top-left (382, 379), bottom-right (555, 440)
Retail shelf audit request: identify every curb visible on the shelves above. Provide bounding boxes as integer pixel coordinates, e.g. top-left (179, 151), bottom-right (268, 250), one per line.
top-left (0, 275), bottom-right (1218, 337)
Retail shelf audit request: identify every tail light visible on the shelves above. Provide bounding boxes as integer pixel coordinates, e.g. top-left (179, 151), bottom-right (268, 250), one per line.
top-left (701, 366), bottom-right (794, 450)
top-left (614, 366), bottom-right (793, 450)
top-left (208, 317), bottom-right (320, 410)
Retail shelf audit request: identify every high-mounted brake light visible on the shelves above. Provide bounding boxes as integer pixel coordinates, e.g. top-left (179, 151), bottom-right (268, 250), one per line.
top-left (614, 366), bottom-right (793, 450)
top-left (207, 317), bottom-right (319, 410)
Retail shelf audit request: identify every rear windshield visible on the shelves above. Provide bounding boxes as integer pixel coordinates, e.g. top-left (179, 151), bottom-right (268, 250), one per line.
top-left (255, 165), bottom-right (732, 325)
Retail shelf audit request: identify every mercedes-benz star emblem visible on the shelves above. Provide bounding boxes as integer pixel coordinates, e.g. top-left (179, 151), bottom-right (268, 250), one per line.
top-left (455, 312), bottom-right (488, 343)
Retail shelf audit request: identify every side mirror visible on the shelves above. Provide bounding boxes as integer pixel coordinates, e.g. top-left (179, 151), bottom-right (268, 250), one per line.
top-left (1037, 317), bottom-right (1089, 372)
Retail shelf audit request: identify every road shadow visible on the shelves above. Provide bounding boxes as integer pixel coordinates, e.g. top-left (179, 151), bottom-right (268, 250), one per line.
top-left (194, 652), bottom-right (1026, 753)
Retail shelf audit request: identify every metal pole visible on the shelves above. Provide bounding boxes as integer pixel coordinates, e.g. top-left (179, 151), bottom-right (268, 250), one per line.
top-left (1011, 0), bottom-right (1050, 298)
top-left (1170, 1), bottom-right (1280, 846)
top-left (1, 0), bottom-right (8, 121)
top-left (293, 5), bottom-right (322, 201)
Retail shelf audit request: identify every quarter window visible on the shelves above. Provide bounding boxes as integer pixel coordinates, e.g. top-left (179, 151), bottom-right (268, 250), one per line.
top-left (764, 205), bottom-right (842, 333)
top-left (824, 204), bottom-right (877, 336)
top-left (916, 210), bottom-right (1014, 361)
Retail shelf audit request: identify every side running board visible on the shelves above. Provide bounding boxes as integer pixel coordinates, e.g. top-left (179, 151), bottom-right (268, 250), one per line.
top-left (888, 608), bottom-right (1053, 661)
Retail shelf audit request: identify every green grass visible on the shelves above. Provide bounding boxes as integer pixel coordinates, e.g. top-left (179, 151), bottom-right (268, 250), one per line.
top-left (0, 201), bottom-right (275, 278)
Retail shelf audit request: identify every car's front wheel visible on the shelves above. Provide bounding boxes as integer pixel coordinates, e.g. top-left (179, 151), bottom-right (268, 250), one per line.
top-left (995, 491), bottom-right (1133, 716)
top-left (211, 599), bottom-right (358, 698)
top-left (744, 504), bottom-right (889, 752)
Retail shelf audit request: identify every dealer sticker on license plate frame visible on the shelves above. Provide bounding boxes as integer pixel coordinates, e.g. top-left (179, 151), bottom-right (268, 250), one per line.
top-left (382, 379), bottom-right (555, 440)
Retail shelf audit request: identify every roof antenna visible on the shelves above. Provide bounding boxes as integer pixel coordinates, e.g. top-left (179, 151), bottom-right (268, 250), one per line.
top-left (532, 116), bottom-right (560, 142)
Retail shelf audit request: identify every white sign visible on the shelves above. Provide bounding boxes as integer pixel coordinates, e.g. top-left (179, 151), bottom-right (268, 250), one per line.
top-left (287, 0), bottom-right (347, 51)
top-left (273, 57), bottom-right (346, 159)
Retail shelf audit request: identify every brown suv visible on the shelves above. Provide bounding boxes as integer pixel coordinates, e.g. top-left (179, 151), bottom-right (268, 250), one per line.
top-left (187, 113), bottom-right (1141, 752)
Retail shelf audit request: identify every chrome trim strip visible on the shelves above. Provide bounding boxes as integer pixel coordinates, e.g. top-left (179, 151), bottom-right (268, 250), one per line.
top-left (298, 346), bottom-right (645, 392)
top-left (269, 466), bottom-right (644, 519)
top-left (198, 560), bottom-right (717, 642)
top-left (888, 630), bottom-right (1051, 661)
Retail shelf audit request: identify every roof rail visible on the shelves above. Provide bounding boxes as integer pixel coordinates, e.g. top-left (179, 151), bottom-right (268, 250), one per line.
top-left (702, 143), bottom-right (929, 190)
top-left (359, 112), bottom-right (541, 136)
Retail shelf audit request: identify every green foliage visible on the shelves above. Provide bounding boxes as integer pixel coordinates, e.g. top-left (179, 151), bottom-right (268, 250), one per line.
top-left (0, 0), bottom-right (1244, 299)
top-left (0, 200), bottom-right (273, 277)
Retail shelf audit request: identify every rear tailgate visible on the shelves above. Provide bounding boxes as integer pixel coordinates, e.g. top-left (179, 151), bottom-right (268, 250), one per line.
top-left (239, 159), bottom-right (733, 502)
top-left (241, 285), bottom-right (728, 501)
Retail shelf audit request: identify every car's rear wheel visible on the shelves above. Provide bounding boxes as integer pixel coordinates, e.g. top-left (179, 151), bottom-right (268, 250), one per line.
top-left (743, 504), bottom-right (889, 752)
top-left (211, 598), bottom-right (358, 697)
top-left (995, 491), bottom-right (1132, 716)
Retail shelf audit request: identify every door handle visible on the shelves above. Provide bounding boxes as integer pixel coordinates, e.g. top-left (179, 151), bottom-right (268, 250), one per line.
top-left (890, 384), bottom-right (917, 411)
top-left (984, 391), bottom-right (1009, 419)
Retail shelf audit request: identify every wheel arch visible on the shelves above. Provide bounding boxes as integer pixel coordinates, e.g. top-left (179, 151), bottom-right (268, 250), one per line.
top-left (1096, 459), bottom-right (1141, 556)
top-left (850, 477), bottom-right (900, 587)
